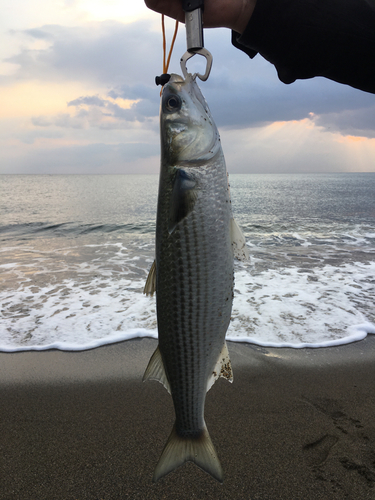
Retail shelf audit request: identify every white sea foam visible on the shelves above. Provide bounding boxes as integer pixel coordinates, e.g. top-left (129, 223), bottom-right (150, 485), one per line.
top-left (0, 242), bottom-right (157, 351)
top-left (1, 243), bottom-right (374, 351)
top-left (228, 260), bottom-right (375, 347)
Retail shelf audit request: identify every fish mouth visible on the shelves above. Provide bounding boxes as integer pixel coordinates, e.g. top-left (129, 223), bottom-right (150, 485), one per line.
top-left (165, 122), bottom-right (217, 161)
top-left (166, 118), bottom-right (189, 135)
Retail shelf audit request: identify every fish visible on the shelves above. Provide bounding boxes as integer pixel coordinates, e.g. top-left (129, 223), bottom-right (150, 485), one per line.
top-left (143, 73), bottom-right (248, 483)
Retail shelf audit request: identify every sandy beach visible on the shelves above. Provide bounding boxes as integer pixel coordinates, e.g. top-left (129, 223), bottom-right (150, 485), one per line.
top-left (1, 337), bottom-right (375, 499)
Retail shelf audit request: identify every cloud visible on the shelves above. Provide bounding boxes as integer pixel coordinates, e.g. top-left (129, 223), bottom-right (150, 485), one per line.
top-left (0, 142), bottom-right (160, 174)
top-left (1, 19), bottom-right (375, 174)
top-left (313, 105), bottom-right (375, 138)
top-left (23, 28), bottom-right (55, 40)
top-left (108, 83), bottom-right (156, 101)
top-left (31, 92), bottom-right (159, 131)
top-left (31, 112), bottom-right (85, 129)
top-left (3, 21), bottom-right (162, 89)
top-left (206, 75), bottom-right (374, 131)
top-left (11, 127), bottom-right (65, 145)
top-left (31, 115), bottom-right (53, 127)
top-left (68, 95), bottom-right (106, 107)
top-left (200, 29), bottom-right (375, 137)
top-left (220, 119), bottom-right (375, 174)
top-left (4, 20), bottom-right (374, 137)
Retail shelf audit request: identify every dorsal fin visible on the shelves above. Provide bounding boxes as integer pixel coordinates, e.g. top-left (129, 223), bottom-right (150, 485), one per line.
top-left (230, 217), bottom-right (249, 261)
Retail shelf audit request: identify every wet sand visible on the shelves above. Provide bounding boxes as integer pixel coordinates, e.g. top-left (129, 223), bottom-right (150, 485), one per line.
top-left (1, 337), bottom-right (375, 499)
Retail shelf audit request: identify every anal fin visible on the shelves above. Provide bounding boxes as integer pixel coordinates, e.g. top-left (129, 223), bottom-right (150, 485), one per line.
top-left (207, 341), bottom-right (233, 392)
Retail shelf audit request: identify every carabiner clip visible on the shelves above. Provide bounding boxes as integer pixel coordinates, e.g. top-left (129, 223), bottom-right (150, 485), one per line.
top-left (180, 48), bottom-right (213, 81)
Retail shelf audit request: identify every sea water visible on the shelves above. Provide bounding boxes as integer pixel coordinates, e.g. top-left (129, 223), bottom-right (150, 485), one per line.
top-left (1, 173), bottom-right (374, 351)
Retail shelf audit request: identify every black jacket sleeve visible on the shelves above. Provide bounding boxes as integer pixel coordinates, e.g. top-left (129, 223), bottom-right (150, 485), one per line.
top-left (232, 0), bottom-right (375, 94)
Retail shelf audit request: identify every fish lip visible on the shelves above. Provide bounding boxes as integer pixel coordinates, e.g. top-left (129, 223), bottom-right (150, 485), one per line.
top-left (162, 117), bottom-right (189, 147)
top-left (164, 124), bottom-right (218, 162)
top-left (165, 117), bottom-right (189, 130)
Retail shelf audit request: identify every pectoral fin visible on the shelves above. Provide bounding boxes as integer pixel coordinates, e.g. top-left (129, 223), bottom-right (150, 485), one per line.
top-left (143, 260), bottom-right (156, 296)
top-left (207, 341), bottom-right (233, 392)
top-left (143, 346), bottom-right (171, 394)
top-left (168, 169), bottom-right (197, 233)
top-left (230, 217), bottom-right (249, 261)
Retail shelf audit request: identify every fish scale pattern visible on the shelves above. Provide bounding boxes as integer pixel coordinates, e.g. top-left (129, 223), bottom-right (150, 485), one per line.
top-left (156, 155), bottom-right (233, 437)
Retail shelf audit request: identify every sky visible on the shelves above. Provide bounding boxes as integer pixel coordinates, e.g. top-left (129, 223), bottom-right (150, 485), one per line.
top-left (1, 0), bottom-right (375, 175)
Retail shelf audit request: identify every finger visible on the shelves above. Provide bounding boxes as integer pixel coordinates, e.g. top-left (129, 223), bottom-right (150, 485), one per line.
top-left (144, 0), bottom-right (186, 23)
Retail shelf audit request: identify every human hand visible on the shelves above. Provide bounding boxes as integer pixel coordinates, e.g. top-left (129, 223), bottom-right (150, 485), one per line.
top-left (144, 0), bottom-right (257, 34)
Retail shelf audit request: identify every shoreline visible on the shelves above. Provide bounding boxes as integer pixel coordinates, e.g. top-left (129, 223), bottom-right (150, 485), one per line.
top-left (1, 321), bottom-right (374, 355)
top-left (1, 335), bottom-right (375, 384)
top-left (1, 337), bottom-right (375, 498)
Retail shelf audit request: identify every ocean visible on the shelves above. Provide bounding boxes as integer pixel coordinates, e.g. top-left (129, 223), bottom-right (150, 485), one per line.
top-left (1, 173), bottom-right (374, 352)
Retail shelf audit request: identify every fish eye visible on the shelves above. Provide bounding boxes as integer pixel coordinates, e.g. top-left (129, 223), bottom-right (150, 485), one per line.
top-left (164, 95), bottom-right (181, 113)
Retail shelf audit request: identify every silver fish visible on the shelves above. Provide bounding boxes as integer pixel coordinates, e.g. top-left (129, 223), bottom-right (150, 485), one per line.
top-left (143, 73), bottom-right (248, 483)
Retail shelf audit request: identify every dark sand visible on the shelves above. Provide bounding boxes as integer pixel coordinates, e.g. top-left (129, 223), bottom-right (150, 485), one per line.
top-left (1, 337), bottom-right (375, 499)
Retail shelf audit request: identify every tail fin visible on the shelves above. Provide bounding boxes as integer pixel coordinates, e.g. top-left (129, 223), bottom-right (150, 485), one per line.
top-left (153, 424), bottom-right (223, 483)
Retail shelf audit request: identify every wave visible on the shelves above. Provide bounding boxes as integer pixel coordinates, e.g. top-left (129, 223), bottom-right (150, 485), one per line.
top-left (1, 323), bottom-right (374, 353)
top-left (0, 221), bottom-right (156, 240)
top-left (0, 329), bottom-right (158, 353)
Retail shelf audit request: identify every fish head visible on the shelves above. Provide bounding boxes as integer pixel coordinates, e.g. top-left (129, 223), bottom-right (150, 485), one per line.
top-left (160, 74), bottom-right (220, 164)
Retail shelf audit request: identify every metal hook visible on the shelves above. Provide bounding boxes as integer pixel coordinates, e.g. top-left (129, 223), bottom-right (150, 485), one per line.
top-left (180, 48), bottom-right (213, 82)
